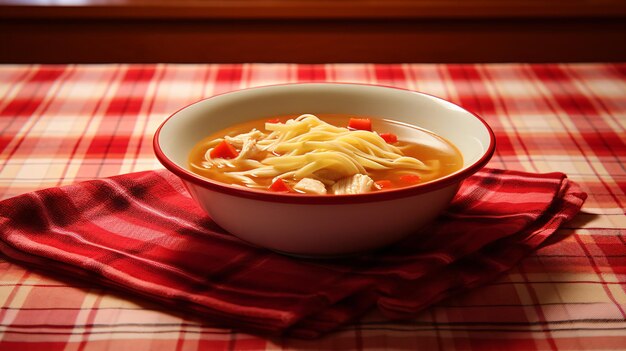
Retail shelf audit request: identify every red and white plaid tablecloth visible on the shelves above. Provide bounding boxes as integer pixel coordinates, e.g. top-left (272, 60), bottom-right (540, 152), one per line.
top-left (0, 63), bottom-right (624, 350)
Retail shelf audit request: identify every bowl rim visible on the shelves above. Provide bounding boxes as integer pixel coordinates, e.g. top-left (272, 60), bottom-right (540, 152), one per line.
top-left (153, 82), bottom-right (496, 204)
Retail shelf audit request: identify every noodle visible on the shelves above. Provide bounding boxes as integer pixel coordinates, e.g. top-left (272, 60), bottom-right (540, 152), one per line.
top-left (196, 114), bottom-right (434, 190)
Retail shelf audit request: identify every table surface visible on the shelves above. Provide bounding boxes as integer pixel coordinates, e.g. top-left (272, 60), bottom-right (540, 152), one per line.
top-left (0, 63), bottom-right (624, 350)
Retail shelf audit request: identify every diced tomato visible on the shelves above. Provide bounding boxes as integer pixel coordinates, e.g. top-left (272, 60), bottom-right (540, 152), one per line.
top-left (374, 180), bottom-right (394, 190)
top-left (399, 174), bottom-right (421, 185)
top-left (266, 118), bottom-right (281, 123)
top-left (269, 178), bottom-right (291, 192)
top-left (379, 133), bottom-right (398, 143)
top-left (348, 118), bottom-right (372, 131)
top-left (209, 140), bottom-right (239, 159)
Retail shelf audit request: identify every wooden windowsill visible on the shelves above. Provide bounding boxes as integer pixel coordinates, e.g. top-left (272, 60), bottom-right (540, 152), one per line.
top-left (2, 0), bottom-right (625, 19)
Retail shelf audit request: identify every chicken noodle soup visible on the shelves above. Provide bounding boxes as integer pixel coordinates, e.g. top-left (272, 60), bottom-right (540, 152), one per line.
top-left (188, 114), bottom-right (463, 194)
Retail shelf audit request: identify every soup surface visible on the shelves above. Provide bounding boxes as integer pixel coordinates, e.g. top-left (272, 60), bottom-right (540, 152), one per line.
top-left (188, 114), bottom-right (462, 194)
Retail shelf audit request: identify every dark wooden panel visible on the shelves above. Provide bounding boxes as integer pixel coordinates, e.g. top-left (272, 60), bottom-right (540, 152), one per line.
top-left (1, 0), bottom-right (625, 63)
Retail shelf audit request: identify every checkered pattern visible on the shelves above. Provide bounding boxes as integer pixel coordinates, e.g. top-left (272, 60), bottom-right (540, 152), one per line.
top-left (0, 64), bottom-right (624, 350)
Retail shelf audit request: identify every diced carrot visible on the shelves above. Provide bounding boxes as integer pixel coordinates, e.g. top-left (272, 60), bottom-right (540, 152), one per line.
top-left (269, 178), bottom-right (291, 192)
top-left (399, 174), bottom-right (421, 185)
top-left (374, 180), bottom-right (394, 190)
top-left (266, 118), bottom-right (281, 123)
top-left (209, 140), bottom-right (239, 159)
top-left (379, 133), bottom-right (398, 143)
top-left (348, 118), bottom-right (372, 131)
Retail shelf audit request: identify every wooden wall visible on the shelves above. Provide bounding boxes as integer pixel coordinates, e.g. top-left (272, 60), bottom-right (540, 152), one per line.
top-left (1, 0), bottom-right (625, 63)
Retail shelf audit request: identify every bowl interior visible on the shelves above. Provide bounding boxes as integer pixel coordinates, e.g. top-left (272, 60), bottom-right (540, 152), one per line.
top-left (157, 84), bottom-right (493, 180)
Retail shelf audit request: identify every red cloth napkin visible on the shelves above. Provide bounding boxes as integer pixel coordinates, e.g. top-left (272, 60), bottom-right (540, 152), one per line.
top-left (0, 168), bottom-right (586, 338)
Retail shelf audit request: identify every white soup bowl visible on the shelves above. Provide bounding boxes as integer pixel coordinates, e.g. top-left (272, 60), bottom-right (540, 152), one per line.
top-left (154, 83), bottom-right (495, 256)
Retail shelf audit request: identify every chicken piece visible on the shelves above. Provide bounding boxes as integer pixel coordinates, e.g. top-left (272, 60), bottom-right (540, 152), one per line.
top-left (331, 174), bottom-right (374, 195)
top-left (235, 137), bottom-right (259, 160)
top-left (225, 130), bottom-right (263, 160)
top-left (294, 178), bottom-right (327, 195)
top-left (224, 129), bottom-right (263, 148)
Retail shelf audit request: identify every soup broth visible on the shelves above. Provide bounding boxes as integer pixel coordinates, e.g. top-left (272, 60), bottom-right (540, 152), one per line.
top-left (188, 114), bottom-right (463, 194)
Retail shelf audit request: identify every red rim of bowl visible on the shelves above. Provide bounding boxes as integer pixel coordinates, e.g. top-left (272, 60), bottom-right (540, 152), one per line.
top-left (153, 83), bottom-right (496, 204)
